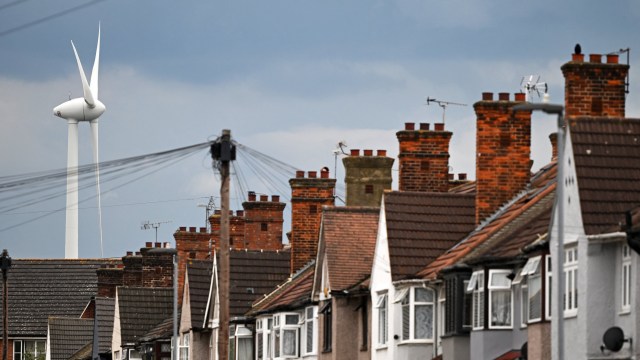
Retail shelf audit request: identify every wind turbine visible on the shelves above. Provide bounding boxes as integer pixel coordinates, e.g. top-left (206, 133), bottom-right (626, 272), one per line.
top-left (53, 25), bottom-right (105, 259)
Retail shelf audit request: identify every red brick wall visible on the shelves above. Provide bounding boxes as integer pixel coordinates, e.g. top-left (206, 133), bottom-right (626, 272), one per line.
top-left (289, 169), bottom-right (335, 273)
top-left (97, 265), bottom-right (123, 298)
top-left (140, 244), bottom-right (175, 288)
top-left (562, 52), bottom-right (628, 119)
top-left (122, 252), bottom-right (143, 286)
top-left (396, 122), bottom-right (452, 192)
top-left (243, 194), bottom-right (286, 250)
top-left (474, 92), bottom-right (532, 224)
top-left (174, 227), bottom-right (213, 305)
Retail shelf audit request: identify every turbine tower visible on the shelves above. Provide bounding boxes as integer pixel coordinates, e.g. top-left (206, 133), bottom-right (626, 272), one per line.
top-left (53, 25), bottom-right (105, 259)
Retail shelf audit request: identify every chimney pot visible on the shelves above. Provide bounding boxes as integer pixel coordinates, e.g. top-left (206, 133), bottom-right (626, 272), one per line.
top-left (434, 123), bottom-right (445, 131)
top-left (164, 242), bottom-right (170, 248)
top-left (498, 92), bottom-right (510, 101)
top-left (363, 149), bottom-right (373, 156)
top-left (419, 123), bottom-right (430, 130)
top-left (295, 170), bottom-right (305, 178)
top-left (448, 173), bottom-right (454, 180)
top-left (350, 149), bottom-right (360, 156)
top-left (199, 227), bottom-right (206, 233)
top-left (126, 251), bottom-right (133, 256)
top-left (272, 195), bottom-right (280, 202)
top-left (248, 191), bottom-right (256, 201)
top-left (236, 210), bottom-right (244, 217)
top-left (135, 252), bottom-right (141, 256)
top-left (572, 53), bottom-right (585, 62)
top-left (214, 209), bottom-right (222, 215)
top-left (179, 226), bottom-right (186, 231)
top-left (514, 93), bottom-right (526, 102)
top-left (606, 54), bottom-right (619, 64)
top-left (308, 171), bottom-right (317, 178)
top-left (458, 173), bottom-right (467, 181)
top-left (377, 149), bottom-right (387, 157)
top-left (320, 167), bottom-right (330, 178)
top-left (482, 92), bottom-right (494, 101)
top-left (260, 195), bottom-right (268, 201)
top-left (405, 122), bottom-right (415, 130)
top-left (589, 54), bottom-right (602, 63)
top-left (145, 242), bottom-right (152, 248)
top-left (189, 227), bottom-right (196, 232)
top-left (155, 242), bottom-right (161, 248)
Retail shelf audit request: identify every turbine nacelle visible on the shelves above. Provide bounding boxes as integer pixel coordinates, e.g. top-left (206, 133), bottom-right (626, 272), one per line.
top-left (54, 98), bottom-right (105, 122)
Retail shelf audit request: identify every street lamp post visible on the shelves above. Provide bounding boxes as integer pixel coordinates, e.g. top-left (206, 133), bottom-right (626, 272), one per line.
top-left (513, 103), bottom-right (565, 360)
top-left (1, 249), bottom-right (12, 360)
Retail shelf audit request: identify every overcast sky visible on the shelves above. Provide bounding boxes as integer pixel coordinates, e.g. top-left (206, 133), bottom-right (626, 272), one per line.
top-left (1, 0), bottom-right (639, 259)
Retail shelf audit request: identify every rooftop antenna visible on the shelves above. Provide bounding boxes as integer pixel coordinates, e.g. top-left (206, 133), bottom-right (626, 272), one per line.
top-left (197, 196), bottom-right (216, 232)
top-left (332, 140), bottom-right (348, 189)
top-left (425, 97), bottom-right (467, 125)
top-left (608, 48), bottom-right (630, 95)
top-left (141, 220), bottom-right (172, 242)
top-left (520, 75), bottom-right (548, 102)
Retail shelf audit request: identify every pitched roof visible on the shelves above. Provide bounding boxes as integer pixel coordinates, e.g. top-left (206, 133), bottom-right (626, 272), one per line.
top-left (383, 191), bottom-right (476, 281)
top-left (139, 316), bottom-right (173, 343)
top-left (217, 250), bottom-right (291, 318)
top-left (419, 161), bottom-right (557, 279)
top-left (570, 117), bottom-right (640, 235)
top-left (249, 262), bottom-right (315, 315)
top-left (95, 297), bottom-right (115, 355)
top-left (322, 206), bottom-right (379, 291)
top-left (186, 259), bottom-right (213, 329)
top-left (0, 258), bottom-right (119, 337)
top-left (48, 317), bottom-right (94, 360)
top-left (116, 287), bottom-right (173, 345)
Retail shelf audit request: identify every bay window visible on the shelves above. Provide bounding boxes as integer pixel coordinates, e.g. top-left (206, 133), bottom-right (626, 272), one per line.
top-left (400, 287), bottom-right (434, 341)
top-left (302, 306), bottom-right (317, 355)
top-left (621, 244), bottom-right (631, 313)
top-left (467, 270), bottom-right (484, 330)
top-left (272, 313), bottom-right (300, 358)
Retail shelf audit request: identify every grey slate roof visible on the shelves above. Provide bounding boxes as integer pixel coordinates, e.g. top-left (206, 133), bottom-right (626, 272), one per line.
top-left (116, 287), bottom-right (173, 345)
top-left (186, 260), bottom-right (213, 329)
top-left (48, 317), bottom-right (94, 360)
top-left (383, 191), bottom-right (476, 281)
top-left (0, 259), bottom-right (119, 337)
top-left (570, 117), bottom-right (640, 235)
top-left (95, 297), bottom-right (115, 354)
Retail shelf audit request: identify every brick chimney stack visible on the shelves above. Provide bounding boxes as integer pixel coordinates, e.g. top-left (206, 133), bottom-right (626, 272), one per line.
top-left (396, 122), bottom-right (452, 192)
top-left (97, 265), bottom-right (123, 298)
top-left (243, 192), bottom-right (286, 250)
top-left (174, 227), bottom-right (212, 304)
top-left (562, 51), bottom-right (629, 119)
top-left (475, 92), bottom-right (532, 224)
top-left (342, 149), bottom-right (394, 206)
top-left (122, 251), bottom-right (143, 286)
top-left (289, 168), bottom-right (335, 273)
top-left (140, 242), bottom-right (176, 288)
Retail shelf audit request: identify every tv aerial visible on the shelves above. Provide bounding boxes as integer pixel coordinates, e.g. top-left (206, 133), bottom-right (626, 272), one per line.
top-left (520, 75), bottom-right (548, 101)
top-left (425, 97), bottom-right (467, 125)
top-left (141, 220), bottom-right (172, 242)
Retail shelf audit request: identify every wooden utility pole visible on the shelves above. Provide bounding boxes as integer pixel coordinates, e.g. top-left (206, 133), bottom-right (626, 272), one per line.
top-left (212, 130), bottom-right (235, 360)
top-left (1, 249), bottom-right (11, 360)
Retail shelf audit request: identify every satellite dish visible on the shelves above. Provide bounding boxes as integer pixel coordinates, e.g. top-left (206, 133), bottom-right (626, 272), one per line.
top-left (602, 326), bottom-right (628, 352)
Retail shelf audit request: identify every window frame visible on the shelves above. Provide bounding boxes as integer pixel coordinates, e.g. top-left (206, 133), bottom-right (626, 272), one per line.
top-left (467, 270), bottom-right (485, 330)
top-left (400, 286), bottom-right (435, 342)
top-left (487, 269), bottom-right (513, 329)
top-left (14, 339), bottom-right (46, 360)
top-left (375, 292), bottom-right (388, 348)
top-left (437, 287), bottom-right (446, 354)
top-left (179, 333), bottom-right (190, 360)
top-left (272, 312), bottom-right (301, 359)
top-left (563, 247), bottom-right (578, 317)
top-left (621, 243), bottom-right (632, 314)
top-left (302, 306), bottom-right (317, 356)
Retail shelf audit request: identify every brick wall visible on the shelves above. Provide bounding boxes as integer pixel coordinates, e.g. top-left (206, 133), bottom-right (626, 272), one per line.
top-left (140, 243), bottom-right (176, 288)
top-left (562, 52), bottom-right (628, 119)
top-left (396, 122), bottom-right (452, 192)
top-left (97, 265), bottom-right (123, 298)
top-left (243, 193), bottom-right (286, 250)
top-left (174, 227), bottom-right (213, 305)
top-left (342, 149), bottom-right (394, 207)
top-left (289, 169), bottom-right (335, 273)
top-left (122, 251), bottom-right (142, 286)
top-left (474, 92), bottom-right (532, 224)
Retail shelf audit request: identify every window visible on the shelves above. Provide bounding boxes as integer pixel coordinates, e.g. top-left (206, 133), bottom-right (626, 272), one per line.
top-left (179, 333), bottom-right (190, 360)
top-left (273, 313), bottom-right (300, 358)
top-left (564, 247), bottom-right (578, 316)
top-left (488, 270), bottom-right (512, 328)
top-left (233, 325), bottom-right (254, 360)
top-left (520, 279), bottom-right (528, 328)
top-left (376, 292), bottom-right (388, 346)
top-left (13, 340), bottom-right (46, 360)
top-left (622, 244), bottom-right (632, 313)
top-left (114, 350), bottom-right (120, 360)
top-left (129, 349), bottom-right (142, 360)
top-left (437, 288), bottom-right (446, 354)
top-left (545, 255), bottom-right (552, 320)
top-left (303, 307), bottom-right (317, 355)
top-left (467, 270), bottom-right (485, 330)
top-left (256, 319), bottom-right (264, 360)
top-left (360, 300), bottom-right (368, 350)
top-left (462, 280), bottom-right (472, 330)
top-left (400, 287), bottom-right (434, 341)
top-left (322, 303), bottom-right (332, 352)
top-left (517, 256), bottom-right (542, 324)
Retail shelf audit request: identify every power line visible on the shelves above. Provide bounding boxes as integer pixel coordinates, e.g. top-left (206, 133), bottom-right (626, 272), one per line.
top-left (0, 0), bottom-right (28, 12)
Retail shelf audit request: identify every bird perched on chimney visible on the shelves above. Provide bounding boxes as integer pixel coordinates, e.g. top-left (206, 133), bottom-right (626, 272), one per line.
top-left (575, 43), bottom-right (582, 55)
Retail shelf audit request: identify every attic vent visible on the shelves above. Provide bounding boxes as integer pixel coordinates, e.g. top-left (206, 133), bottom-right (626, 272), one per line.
top-left (365, 184), bottom-right (374, 194)
top-left (261, 223), bottom-right (268, 231)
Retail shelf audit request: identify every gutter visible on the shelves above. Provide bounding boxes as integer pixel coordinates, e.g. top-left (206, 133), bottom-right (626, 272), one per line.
top-left (587, 232), bottom-right (626, 244)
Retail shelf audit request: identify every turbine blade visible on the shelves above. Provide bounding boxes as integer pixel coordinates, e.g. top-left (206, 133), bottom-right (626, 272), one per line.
top-left (71, 40), bottom-right (96, 108)
top-left (90, 23), bottom-right (100, 100)
top-left (90, 119), bottom-right (104, 257)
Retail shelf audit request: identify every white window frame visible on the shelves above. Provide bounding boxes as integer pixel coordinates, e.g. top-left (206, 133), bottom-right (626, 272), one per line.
top-left (13, 339), bottom-right (46, 360)
top-left (302, 306), bottom-right (317, 356)
top-left (527, 264), bottom-right (543, 323)
top-left (519, 255), bottom-right (543, 325)
top-left (376, 292), bottom-right (388, 347)
top-left (621, 244), bottom-right (632, 313)
top-left (256, 318), bottom-right (265, 360)
top-left (400, 286), bottom-right (435, 342)
top-left (179, 333), bottom-right (190, 360)
top-left (467, 270), bottom-right (485, 330)
top-left (563, 247), bottom-right (578, 317)
top-left (545, 255), bottom-right (552, 320)
top-left (272, 312), bottom-right (300, 359)
top-left (520, 278), bottom-right (528, 328)
top-left (437, 288), bottom-right (446, 355)
top-left (488, 269), bottom-right (513, 329)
